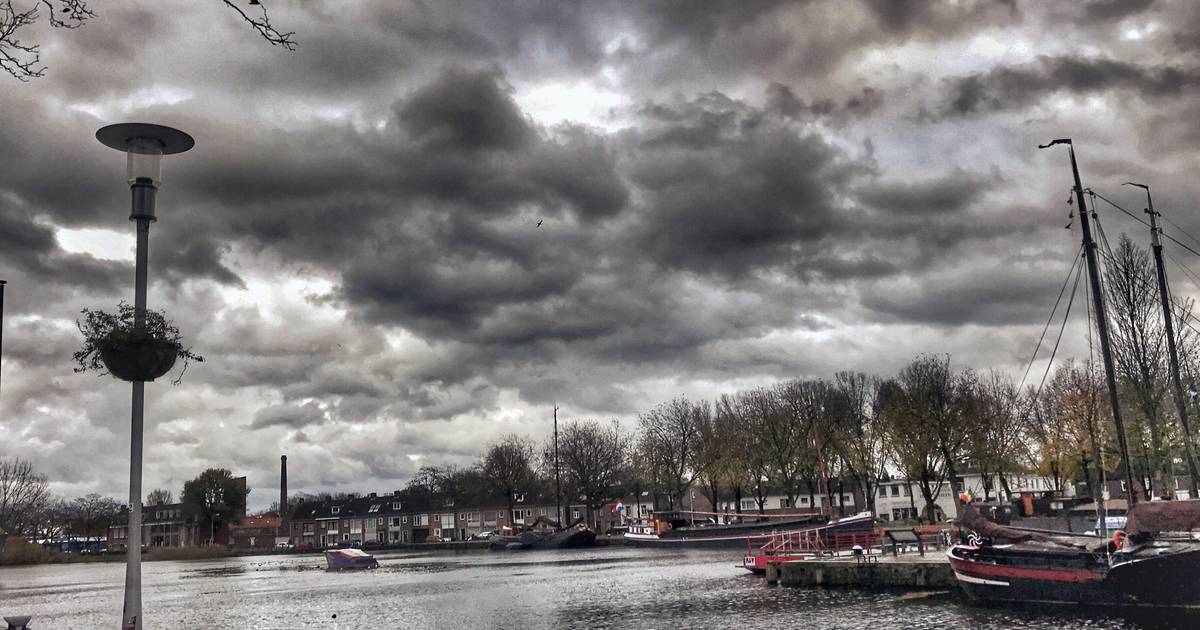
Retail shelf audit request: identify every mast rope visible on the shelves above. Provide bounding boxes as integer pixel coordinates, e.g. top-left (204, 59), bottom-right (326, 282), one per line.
top-left (1090, 188), bottom-right (1200, 260)
top-left (1018, 244), bottom-right (1085, 392)
top-left (1035, 259), bottom-right (1085, 399)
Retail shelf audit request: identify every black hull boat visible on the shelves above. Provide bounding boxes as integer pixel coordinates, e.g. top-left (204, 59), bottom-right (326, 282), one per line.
top-left (489, 524), bottom-right (596, 550)
top-left (949, 500), bottom-right (1200, 608)
top-left (625, 511), bottom-right (873, 549)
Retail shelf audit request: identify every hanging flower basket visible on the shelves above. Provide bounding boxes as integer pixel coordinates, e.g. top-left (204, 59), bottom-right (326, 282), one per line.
top-left (73, 302), bottom-right (204, 384)
top-left (99, 334), bottom-right (180, 382)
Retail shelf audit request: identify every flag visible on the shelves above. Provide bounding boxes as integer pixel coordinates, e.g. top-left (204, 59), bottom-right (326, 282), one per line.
top-left (612, 500), bottom-right (625, 514)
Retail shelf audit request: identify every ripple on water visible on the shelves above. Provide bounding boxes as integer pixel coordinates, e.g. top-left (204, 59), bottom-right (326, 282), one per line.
top-left (0, 548), bottom-right (1195, 629)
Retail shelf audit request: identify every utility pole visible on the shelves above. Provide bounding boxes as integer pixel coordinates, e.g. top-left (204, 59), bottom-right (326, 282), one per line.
top-left (1127, 182), bottom-right (1200, 498)
top-left (0, 279), bottom-right (6, 403)
top-left (554, 405), bottom-right (562, 528)
top-left (1040, 139), bottom-right (1138, 506)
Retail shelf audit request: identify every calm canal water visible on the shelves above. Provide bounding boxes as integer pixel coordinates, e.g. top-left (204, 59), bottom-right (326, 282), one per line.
top-left (0, 547), bottom-right (1194, 629)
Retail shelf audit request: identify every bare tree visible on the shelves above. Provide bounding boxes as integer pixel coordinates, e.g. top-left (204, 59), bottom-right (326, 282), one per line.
top-left (1105, 235), bottom-right (1172, 499)
top-left (554, 419), bottom-right (630, 529)
top-left (776, 380), bottom-right (825, 511)
top-left (967, 371), bottom-right (1028, 501)
top-left (146, 488), bottom-right (173, 506)
top-left (0, 457), bottom-right (49, 536)
top-left (65, 493), bottom-right (123, 543)
top-left (723, 389), bottom-right (775, 514)
top-left (482, 434), bottom-right (536, 526)
top-left (826, 371), bottom-right (888, 515)
top-left (636, 397), bottom-right (710, 511)
top-left (879, 356), bottom-right (976, 522)
top-left (0, 0), bottom-right (295, 81)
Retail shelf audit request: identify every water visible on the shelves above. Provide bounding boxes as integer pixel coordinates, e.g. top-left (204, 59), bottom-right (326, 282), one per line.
top-left (0, 548), bottom-right (1193, 629)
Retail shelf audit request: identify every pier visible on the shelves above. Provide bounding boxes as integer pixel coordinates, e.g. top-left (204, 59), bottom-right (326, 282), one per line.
top-left (765, 555), bottom-right (956, 589)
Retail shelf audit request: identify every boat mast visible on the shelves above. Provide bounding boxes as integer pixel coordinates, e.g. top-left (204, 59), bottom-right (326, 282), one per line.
top-left (1040, 139), bottom-right (1138, 506)
top-left (1127, 182), bottom-right (1200, 498)
top-left (554, 404), bottom-right (563, 527)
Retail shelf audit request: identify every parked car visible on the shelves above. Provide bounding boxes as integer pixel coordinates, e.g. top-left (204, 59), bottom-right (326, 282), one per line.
top-left (470, 531), bottom-right (495, 540)
top-left (425, 534), bottom-right (445, 543)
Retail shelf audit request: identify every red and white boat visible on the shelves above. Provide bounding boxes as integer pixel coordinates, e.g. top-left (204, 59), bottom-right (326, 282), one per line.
top-left (740, 512), bottom-right (878, 573)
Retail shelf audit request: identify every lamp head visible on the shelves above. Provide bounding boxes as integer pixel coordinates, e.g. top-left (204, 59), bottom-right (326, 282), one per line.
top-left (96, 123), bottom-right (193, 187)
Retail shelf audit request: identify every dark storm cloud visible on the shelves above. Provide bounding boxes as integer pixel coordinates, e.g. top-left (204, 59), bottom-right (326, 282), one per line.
top-left (861, 263), bottom-right (1072, 326)
top-left (399, 66), bottom-right (533, 152)
top-left (857, 170), bottom-right (999, 216)
top-left (941, 56), bottom-right (1200, 116)
top-left (765, 83), bottom-right (885, 123)
top-left (249, 402), bottom-right (327, 430)
top-left (627, 92), bottom-right (866, 277)
top-left (12, 0), bottom-right (1200, 506)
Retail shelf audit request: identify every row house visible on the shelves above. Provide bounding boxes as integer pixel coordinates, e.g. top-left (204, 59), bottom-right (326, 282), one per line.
top-left (286, 489), bottom-right (577, 548)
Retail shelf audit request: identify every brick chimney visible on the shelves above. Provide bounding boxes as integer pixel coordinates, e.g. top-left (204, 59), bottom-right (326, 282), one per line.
top-left (280, 455), bottom-right (288, 524)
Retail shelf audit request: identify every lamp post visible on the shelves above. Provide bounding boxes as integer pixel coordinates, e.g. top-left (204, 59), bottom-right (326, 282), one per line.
top-left (97, 123), bottom-right (194, 630)
top-left (0, 279), bottom-right (6, 402)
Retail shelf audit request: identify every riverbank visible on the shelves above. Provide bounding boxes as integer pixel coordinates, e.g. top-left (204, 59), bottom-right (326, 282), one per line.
top-left (0, 533), bottom-right (630, 566)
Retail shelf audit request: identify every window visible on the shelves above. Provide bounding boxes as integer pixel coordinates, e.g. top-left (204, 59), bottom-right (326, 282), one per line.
top-left (434, 514), bottom-right (440, 522)
top-left (799, 497), bottom-right (808, 505)
top-left (331, 506), bottom-right (340, 515)
top-left (392, 517), bottom-right (401, 527)
top-left (403, 515), bottom-right (409, 524)
top-left (525, 509), bottom-right (532, 517)
top-left (514, 493), bottom-right (526, 503)
top-left (878, 487), bottom-right (887, 498)
top-left (778, 498), bottom-right (792, 509)
top-left (890, 486), bottom-right (899, 497)
top-left (368, 504), bottom-right (381, 513)
top-left (342, 534), bottom-right (348, 541)
top-left (444, 498), bottom-right (455, 507)
top-left (459, 513), bottom-right (466, 520)
top-left (740, 499), bottom-right (756, 511)
top-left (572, 509), bottom-right (581, 520)
top-left (392, 502), bottom-right (402, 510)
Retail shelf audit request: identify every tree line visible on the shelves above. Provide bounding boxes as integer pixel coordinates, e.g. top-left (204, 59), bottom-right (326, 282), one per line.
top-left (0, 461), bottom-right (247, 545)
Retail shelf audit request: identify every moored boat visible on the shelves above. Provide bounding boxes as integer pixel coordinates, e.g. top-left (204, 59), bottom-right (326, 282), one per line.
top-left (949, 500), bottom-right (1200, 608)
top-left (741, 512), bottom-right (878, 573)
top-left (324, 548), bottom-right (380, 571)
top-left (489, 522), bottom-right (596, 550)
top-left (625, 509), bottom-right (873, 549)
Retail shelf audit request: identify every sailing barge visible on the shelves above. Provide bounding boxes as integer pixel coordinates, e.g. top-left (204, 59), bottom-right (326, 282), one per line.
top-left (949, 139), bottom-right (1200, 608)
top-left (949, 501), bottom-right (1200, 607)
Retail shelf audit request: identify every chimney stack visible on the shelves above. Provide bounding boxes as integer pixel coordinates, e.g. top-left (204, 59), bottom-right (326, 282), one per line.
top-left (280, 455), bottom-right (288, 523)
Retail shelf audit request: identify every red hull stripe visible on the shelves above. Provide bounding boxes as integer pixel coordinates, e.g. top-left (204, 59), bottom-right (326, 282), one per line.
top-left (950, 556), bottom-right (1105, 584)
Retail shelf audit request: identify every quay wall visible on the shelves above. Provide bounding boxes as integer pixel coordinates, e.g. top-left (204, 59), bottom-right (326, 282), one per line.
top-left (770, 558), bottom-right (956, 589)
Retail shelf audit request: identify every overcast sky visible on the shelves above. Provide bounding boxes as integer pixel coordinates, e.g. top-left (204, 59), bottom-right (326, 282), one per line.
top-left (4, 0), bottom-right (1200, 510)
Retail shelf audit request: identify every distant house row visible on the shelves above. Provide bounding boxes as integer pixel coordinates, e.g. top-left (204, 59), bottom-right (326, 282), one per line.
top-left (286, 490), bottom-right (586, 547)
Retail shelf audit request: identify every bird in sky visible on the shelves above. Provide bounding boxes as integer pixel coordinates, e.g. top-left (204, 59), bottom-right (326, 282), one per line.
top-left (537, 220), bottom-right (543, 227)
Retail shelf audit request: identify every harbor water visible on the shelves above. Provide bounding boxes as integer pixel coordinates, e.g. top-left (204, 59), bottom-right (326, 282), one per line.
top-left (0, 547), bottom-right (1192, 629)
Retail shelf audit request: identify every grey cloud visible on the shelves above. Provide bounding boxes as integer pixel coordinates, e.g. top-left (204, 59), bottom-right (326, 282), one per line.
top-left (249, 402), bottom-right (328, 430)
top-left (941, 56), bottom-right (1200, 116)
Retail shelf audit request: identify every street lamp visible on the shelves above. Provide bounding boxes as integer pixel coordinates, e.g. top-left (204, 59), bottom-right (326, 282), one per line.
top-left (96, 123), bottom-right (193, 630)
top-left (0, 279), bottom-right (6, 402)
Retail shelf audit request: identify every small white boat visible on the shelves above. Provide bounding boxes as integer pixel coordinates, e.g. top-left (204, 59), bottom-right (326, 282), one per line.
top-left (324, 548), bottom-right (379, 571)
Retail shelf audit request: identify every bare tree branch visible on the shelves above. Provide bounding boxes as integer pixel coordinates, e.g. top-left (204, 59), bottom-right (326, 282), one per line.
top-left (221, 0), bottom-right (296, 51)
top-left (0, 0), bottom-right (295, 81)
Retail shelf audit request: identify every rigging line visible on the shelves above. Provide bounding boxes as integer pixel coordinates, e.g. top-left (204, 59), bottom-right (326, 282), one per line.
top-left (1166, 251), bottom-right (1200, 297)
top-left (1161, 214), bottom-right (1200, 252)
top-left (1035, 259), bottom-right (1085, 400)
top-left (1087, 188), bottom-right (1151, 230)
top-left (1094, 184), bottom-right (1200, 260)
top-left (1160, 213), bottom-right (1200, 252)
top-left (1018, 245), bottom-right (1085, 392)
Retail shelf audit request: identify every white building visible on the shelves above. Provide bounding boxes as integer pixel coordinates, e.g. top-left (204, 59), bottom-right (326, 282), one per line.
top-left (874, 473), bottom-right (1073, 523)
